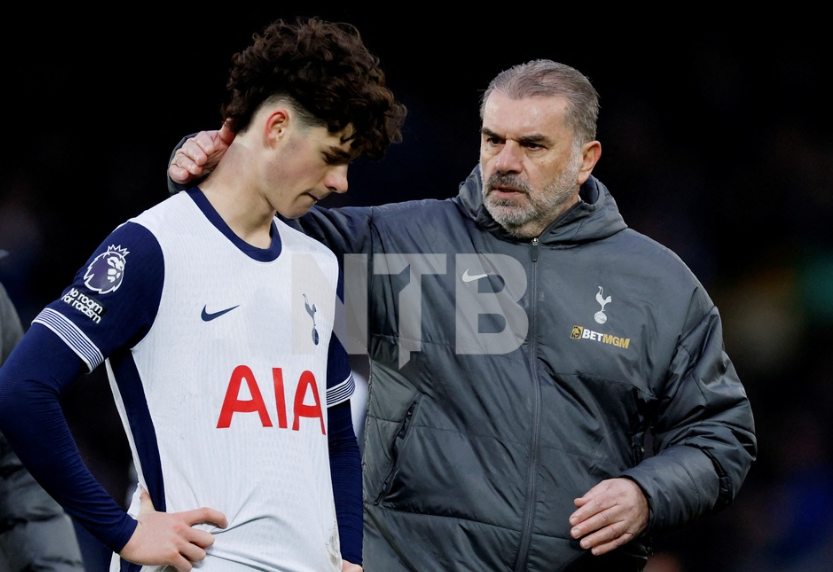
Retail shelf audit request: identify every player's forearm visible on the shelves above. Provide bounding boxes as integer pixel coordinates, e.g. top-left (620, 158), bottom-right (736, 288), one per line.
top-left (0, 326), bottom-right (137, 551)
top-left (329, 400), bottom-right (363, 564)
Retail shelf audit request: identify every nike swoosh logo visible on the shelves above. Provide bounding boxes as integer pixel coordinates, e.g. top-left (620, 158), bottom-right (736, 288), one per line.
top-left (201, 305), bottom-right (239, 322)
top-left (462, 269), bottom-right (488, 283)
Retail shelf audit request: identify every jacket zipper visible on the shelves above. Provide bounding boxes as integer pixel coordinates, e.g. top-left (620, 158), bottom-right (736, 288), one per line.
top-left (529, 237), bottom-right (539, 262)
top-left (514, 236), bottom-right (541, 571)
top-left (374, 400), bottom-right (418, 505)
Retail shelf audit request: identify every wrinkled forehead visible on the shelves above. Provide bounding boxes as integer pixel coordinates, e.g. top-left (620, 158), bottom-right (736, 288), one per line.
top-left (482, 92), bottom-right (570, 137)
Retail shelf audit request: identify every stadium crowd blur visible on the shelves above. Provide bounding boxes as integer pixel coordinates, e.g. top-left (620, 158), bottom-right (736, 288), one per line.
top-left (2, 11), bottom-right (832, 572)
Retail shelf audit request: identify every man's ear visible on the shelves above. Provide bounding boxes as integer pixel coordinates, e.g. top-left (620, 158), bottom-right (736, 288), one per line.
top-left (264, 108), bottom-right (290, 147)
top-left (577, 141), bottom-right (602, 185)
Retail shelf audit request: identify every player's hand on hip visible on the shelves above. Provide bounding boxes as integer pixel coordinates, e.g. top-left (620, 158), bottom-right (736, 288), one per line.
top-left (342, 560), bottom-right (363, 572)
top-left (169, 119), bottom-right (236, 185)
top-left (119, 487), bottom-right (228, 570)
top-left (568, 477), bottom-right (649, 556)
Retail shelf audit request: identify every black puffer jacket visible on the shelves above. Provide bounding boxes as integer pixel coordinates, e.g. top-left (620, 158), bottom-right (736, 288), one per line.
top-left (290, 166), bottom-right (756, 571)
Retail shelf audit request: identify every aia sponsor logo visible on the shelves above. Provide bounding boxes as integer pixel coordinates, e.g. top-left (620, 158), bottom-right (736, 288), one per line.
top-left (216, 366), bottom-right (326, 434)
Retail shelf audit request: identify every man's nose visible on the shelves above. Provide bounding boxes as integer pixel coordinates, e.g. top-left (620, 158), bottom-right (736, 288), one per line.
top-left (495, 141), bottom-right (523, 173)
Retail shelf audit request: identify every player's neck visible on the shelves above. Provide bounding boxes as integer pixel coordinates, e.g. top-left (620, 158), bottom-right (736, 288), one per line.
top-left (201, 181), bottom-right (274, 249)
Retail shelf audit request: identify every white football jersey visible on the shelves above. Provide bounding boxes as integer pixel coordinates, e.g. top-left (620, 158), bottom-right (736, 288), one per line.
top-left (35, 190), bottom-right (352, 572)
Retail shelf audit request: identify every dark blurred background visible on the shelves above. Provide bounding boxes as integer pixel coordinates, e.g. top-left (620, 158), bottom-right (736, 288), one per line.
top-left (2, 9), bottom-right (832, 572)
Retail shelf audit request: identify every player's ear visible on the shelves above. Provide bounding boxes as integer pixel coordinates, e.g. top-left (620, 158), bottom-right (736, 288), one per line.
top-left (264, 107), bottom-right (290, 147)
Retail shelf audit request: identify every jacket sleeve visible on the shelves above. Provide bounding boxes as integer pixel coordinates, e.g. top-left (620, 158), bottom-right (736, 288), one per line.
top-left (0, 282), bottom-right (22, 362)
top-left (281, 205), bottom-right (375, 260)
top-left (621, 304), bottom-right (757, 533)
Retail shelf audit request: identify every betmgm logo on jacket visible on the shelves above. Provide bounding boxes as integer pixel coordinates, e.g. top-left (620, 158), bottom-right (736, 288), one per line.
top-left (571, 286), bottom-right (630, 349)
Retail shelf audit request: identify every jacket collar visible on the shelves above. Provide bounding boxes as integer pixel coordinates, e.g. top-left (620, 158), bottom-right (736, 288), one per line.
top-left (456, 164), bottom-right (627, 245)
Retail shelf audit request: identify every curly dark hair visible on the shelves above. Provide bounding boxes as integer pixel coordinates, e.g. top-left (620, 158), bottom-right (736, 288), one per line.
top-left (221, 16), bottom-right (407, 161)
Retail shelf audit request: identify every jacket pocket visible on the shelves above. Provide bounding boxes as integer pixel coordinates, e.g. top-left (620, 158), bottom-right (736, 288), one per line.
top-left (373, 399), bottom-right (419, 505)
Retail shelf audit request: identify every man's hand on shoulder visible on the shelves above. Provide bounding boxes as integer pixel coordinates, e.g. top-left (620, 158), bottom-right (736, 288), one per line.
top-left (119, 487), bottom-right (228, 570)
top-left (169, 119), bottom-right (236, 186)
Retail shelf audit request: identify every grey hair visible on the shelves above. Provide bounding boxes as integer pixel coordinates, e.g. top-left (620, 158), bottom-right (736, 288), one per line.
top-left (480, 59), bottom-right (600, 146)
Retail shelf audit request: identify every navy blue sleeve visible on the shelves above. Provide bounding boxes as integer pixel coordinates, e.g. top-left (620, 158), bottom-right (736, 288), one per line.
top-left (0, 221), bottom-right (164, 553)
top-left (328, 398), bottom-right (362, 566)
top-left (327, 266), bottom-right (363, 564)
top-left (0, 324), bottom-right (137, 551)
top-left (325, 265), bottom-right (357, 401)
top-left (36, 222), bottom-right (164, 371)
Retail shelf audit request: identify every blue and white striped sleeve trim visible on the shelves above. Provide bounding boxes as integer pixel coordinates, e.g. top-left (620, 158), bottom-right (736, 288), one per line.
top-left (33, 308), bottom-right (104, 372)
top-left (326, 372), bottom-right (355, 407)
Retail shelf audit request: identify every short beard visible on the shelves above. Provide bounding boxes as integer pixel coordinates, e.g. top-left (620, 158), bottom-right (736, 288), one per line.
top-left (482, 153), bottom-right (581, 238)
